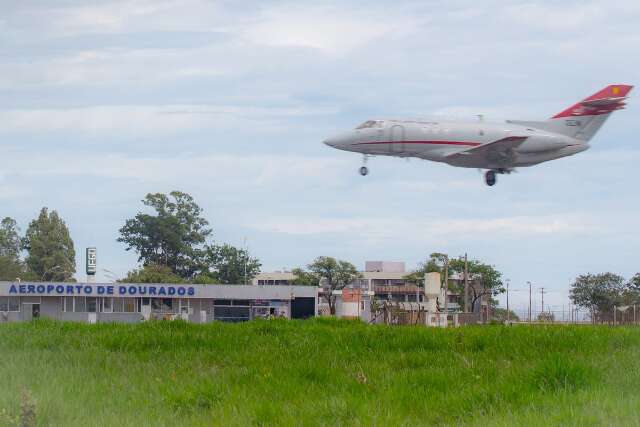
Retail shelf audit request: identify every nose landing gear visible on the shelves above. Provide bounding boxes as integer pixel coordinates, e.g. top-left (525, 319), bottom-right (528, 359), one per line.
top-left (359, 155), bottom-right (369, 176)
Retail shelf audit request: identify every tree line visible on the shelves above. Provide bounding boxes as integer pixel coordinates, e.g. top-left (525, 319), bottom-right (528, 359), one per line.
top-left (0, 209), bottom-right (76, 282)
top-left (9, 189), bottom-right (627, 320)
top-left (570, 273), bottom-right (640, 316)
top-left (0, 191), bottom-right (260, 284)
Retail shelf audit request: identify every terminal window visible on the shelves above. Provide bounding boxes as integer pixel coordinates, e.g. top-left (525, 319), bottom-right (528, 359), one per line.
top-left (0, 297), bottom-right (20, 312)
top-left (64, 297), bottom-right (139, 313)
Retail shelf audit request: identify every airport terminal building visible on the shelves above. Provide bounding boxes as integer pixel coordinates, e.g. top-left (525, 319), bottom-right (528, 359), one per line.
top-left (0, 282), bottom-right (317, 323)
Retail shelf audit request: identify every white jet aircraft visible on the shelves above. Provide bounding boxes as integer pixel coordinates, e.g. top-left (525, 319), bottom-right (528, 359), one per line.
top-left (323, 84), bottom-right (633, 186)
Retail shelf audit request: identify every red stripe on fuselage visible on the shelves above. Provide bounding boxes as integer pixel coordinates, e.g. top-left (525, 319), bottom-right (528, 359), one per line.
top-left (352, 140), bottom-right (483, 147)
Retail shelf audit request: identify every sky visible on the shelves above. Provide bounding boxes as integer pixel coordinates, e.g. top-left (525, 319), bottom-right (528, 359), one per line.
top-left (1, 0), bottom-right (639, 313)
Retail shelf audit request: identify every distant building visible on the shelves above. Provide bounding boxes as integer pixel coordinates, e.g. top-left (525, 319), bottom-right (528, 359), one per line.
top-left (253, 261), bottom-right (489, 318)
top-left (252, 271), bottom-right (296, 286)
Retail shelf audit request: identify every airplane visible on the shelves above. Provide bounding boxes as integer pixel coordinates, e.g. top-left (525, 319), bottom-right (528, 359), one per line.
top-left (323, 84), bottom-right (633, 186)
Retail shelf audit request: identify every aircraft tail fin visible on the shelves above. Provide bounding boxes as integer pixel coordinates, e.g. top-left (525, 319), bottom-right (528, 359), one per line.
top-left (508, 85), bottom-right (633, 141)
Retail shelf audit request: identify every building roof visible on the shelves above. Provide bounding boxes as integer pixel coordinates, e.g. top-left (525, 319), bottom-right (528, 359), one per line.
top-left (253, 272), bottom-right (296, 281)
top-left (0, 282), bottom-right (317, 300)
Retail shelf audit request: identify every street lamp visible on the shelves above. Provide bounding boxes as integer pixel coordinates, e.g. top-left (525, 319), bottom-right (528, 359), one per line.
top-left (527, 281), bottom-right (532, 323)
top-left (102, 269), bottom-right (121, 282)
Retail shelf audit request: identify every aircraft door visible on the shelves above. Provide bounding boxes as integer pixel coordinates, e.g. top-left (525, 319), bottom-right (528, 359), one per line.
top-left (389, 125), bottom-right (405, 154)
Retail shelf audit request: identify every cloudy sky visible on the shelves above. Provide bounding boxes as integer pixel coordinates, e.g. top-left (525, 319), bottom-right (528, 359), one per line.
top-left (1, 0), bottom-right (639, 313)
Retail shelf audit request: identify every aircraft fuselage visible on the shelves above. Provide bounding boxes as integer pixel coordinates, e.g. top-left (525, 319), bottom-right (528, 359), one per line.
top-left (324, 119), bottom-right (588, 170)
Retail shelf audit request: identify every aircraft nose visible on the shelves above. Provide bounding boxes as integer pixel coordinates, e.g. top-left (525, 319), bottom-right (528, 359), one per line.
top-left (323, 138), bottom-right (337, 147)
top-left (323, 132), bottom-right (352, 149)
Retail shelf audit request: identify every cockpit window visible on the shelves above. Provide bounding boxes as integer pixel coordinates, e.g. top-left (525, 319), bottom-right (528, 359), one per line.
top-left (356, 120), bottom-right (383, 129)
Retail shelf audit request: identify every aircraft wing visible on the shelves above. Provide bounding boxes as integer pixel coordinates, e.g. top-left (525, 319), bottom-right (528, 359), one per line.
top-left (445, 136), bottom-right (528, 169)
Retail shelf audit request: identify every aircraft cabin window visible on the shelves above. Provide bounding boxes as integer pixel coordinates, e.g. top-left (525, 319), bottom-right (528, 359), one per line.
top-left (356, 121), bottom-right (375, 129)
top-left (356, 120), bottom-right (383, 130)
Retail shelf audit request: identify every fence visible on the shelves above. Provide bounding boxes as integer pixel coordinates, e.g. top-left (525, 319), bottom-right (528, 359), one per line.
top-left (503, 305), bottom-right (640, 325)
top-left (361, 302), bottom-right (640, 327)
top-left (369, 302), bottom-right (486, 327)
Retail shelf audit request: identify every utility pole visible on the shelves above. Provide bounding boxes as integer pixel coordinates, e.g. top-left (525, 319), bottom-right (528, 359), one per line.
top-left (540, 287), bottom-right (546, 314)
top-left (506, 279), bottom-right (510, 323)
top-left (527, 281), bottom-right (532, 323)
top-left (443, 255), bottom-right (449, 324)
top-left (243, 237), bottom-right (248, 285)
top-left (464, 253), bottom-right (469, 313)
top-left (569, 304), bottom-right (572, 323)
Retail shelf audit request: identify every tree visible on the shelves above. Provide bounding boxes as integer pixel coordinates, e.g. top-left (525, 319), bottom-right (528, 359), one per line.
top-left (290, 268), bottom-right (319, 286)
top-left (405, 253), bottom-right (505, 311)
top-left (120, 263), bottom-right (186, 284)
top-left (118, 191), bottom-right (212, 279)
top-left (191, 273), bottom-right (220, 284)
top-left (462, 260), bottom-right (504, 312)
top-left (0, 217), bottom-right (21, 260)
top-left (403, 252), bottom-right (448, 286)
top-left (307, 256), bottom-right (361, 315)
top-left (0, 217), bottom-right (25, 281)
top-left (492, 308), bottom-right (520, 322)
top-left (624, 273), bottom-right (640, 305)
top-left (0, 256), bottom-right (24, 281)
top-left (570, 273), bottom-right (628, 314)
top-left (202, 243), bottom-right (261, 284)
top-left (22, 208), bottom-right (76, 281)
top-left (537, 312), bottom-right (555, 323)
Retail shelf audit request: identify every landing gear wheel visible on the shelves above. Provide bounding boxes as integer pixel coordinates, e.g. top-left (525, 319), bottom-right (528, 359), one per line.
top-left (484, 170), bottom-right (496, 186)
top-left (359, 166), bottom-right (369, 176)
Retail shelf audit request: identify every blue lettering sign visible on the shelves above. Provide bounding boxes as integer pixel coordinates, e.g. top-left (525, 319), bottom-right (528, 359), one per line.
top-left (5, 283), bottom-right (196, 297)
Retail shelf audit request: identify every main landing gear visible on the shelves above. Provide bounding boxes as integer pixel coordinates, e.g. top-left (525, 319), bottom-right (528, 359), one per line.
top-left (359, 155), bottom-right (369, 176)
top-left (484, 168), bottom-right (512, 186)
top-left (484, 170), bottom-right (497, 186)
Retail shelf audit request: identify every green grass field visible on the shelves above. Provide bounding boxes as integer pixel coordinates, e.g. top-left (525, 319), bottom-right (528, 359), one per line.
top-left (1, 319), bottom-right (640, 426)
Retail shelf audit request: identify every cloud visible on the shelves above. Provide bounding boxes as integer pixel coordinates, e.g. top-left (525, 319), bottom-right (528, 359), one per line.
top-left (240, 4), bottom-right (416, 55)
top-left (0, 104), bottom-right (338, 137)
top-left (0, 149), bottom-right (350, 188)
top-left (248, 214), bottom-right (599, 240)
top-left (503, 2), bottom-right (603, 31)
top-left (1, 0), bottom-right (640, 309)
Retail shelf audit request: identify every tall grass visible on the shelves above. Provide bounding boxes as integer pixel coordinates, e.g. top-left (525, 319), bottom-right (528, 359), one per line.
top-left (0, 319), bottom-right (639, 426)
